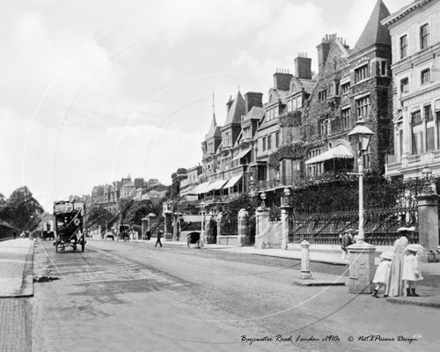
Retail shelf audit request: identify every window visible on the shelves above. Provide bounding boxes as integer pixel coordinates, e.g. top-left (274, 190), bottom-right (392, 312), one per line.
top-left (400, 78), bottom-right (409, 94)
top-left (420, 24), bottom-right (429, 50)
top-left (356, 96), bottom-right (370, 119)
top-left (381, 61), bottom-right (387, 76)
top-left (355, 64), bottom-right (369, 83)
top-left (267, 135), bottom-right (272, 150)
top-left (297, 96), bottom-right (302, 108)
top-left (274, 108), bottom-right (279, 118)
top-left (400, 35), bottom-right (408, 59)
top-left (342, 108), bottom-right (351, 131)
top-left (425, 105), bottom-right (433, 121)
top-left (421, 68), bottom-right (431, 85)
top-left (262, 137), bottom-right (267, 151)
top-left (208, 141), bottom-right (214, 153)
top-left (427, 127), bottom-right (435, 151)
top-left (275, 132), bottom-right (279, 148)
top-left (288, 100), bottom-right (292, 112)
top-left (411, 110), bottom-right (422, 126)
top-left (341, 82), bottom-right (350, 95)
top-left (319, 89), bottom-right (327, 101)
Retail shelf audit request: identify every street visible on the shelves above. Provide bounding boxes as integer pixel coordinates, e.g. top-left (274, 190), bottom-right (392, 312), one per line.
top-left (29, 238), bottom-right (438, 352)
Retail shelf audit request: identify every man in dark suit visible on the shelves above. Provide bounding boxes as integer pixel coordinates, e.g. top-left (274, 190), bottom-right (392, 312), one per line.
top-left (155, 230), bottom-right (163, 247)
top-left (341, 229), bottom-right (354, 260)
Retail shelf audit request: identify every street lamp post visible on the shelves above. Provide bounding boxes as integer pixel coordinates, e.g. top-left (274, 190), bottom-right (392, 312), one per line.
top-left (346, 119), bottom-right (375, 294)
top-left (348, 119), bottom-right (374, 243)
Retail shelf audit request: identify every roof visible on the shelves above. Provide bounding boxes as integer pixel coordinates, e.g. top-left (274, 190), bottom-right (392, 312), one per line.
top-left (224, 91), bottom-right (246, 125)
top-left (351, 0), bottom-right (391, 56)
top-left (205, 113), bottom-right (221, 139)
top-left (382, 0), bottom-right (433, 27)
top-left (305, 145), bottom-right (354, 165)
top-left (243, 106), bottom-right (265, 123)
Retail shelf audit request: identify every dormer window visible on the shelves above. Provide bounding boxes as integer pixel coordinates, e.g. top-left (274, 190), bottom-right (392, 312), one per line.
top-left (318, 89), bottom-right (327, 102)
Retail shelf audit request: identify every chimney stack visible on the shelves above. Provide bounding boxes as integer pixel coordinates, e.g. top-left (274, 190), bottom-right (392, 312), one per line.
top-left (294, 52), bottom-right (312, 79)
top-left (273, 69), bottom-right (293, 91)
top-left (244, 92), bottom-right (263, 114)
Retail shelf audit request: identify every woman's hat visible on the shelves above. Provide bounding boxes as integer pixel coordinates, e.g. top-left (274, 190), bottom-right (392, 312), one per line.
top-left (380, 251), bottom-right (395, 260)
top-left (397, 226), bottom-right (416, 233)
top-left (404, 244), bottom-right (424, 253)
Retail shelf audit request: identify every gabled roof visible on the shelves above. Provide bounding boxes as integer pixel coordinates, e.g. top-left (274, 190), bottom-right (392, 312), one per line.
top-left (243, 106), bottom-right (265, 123)
top-left (205, 113), bottom-right (221, 139)
top-left (351, 0), bottom-right (391, 56)
top-left (224, 91), bottom-right (246, 125)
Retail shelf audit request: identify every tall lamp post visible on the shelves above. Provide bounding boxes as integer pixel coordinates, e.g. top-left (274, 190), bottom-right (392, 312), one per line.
top-left (348, 119), bottom-right (374, 243)
top-left (347, 119), bottom-right (375, 294)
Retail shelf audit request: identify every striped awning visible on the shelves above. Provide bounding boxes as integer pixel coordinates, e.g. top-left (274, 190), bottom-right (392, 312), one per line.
top-left (187, 182), bottom-right (211, 195)
top-left (232, 148), bottom-right (251, 161)
top-left (182, 215), bottom-right (203, 222)
top-left (223, 174), bottom-right (242, 188)
top-left (205, 179), bottom-right (228, 192)
top-left (305, 145), bottom-right (353, 165)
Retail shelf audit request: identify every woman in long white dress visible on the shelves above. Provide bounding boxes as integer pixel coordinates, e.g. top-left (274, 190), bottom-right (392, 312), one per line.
top-left (385, 227), bottom-right (414, 297)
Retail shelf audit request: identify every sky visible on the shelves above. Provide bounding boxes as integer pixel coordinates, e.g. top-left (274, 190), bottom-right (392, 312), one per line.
top-left (0, 0), bottom-right (412, 211)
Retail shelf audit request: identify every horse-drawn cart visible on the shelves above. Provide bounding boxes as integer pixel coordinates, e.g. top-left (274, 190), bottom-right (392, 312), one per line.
top-left (53, 200), bottom-right (86, 252)
top-left (187, 231), bottom-right (200, 248)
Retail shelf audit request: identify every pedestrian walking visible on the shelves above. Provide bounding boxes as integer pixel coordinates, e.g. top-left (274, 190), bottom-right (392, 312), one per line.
top-left (371, 251), bottom-right (394, 298)
top-left (341, 229), bottom-right (354, 260)
top-left (155, 230), bottom-right (163, 247)
top-left (146, 228), bottom-right (151, 241)
top-left (402, 244), bottom-right (424, 297)
top-left (385, 226), bottom-right (414, 297)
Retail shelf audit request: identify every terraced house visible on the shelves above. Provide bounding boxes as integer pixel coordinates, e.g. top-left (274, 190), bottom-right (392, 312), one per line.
top-left (382, 0), bottom-right (440, 179)
top-left (185, 0), bottom-right (395, 210)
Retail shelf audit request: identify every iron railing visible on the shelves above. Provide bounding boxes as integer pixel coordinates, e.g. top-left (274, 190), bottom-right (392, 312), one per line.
top-left (288, 204), bottom-right (419, 246)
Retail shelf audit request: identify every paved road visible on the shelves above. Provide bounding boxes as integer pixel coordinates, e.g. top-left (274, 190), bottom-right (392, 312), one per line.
top-left (31, 238), bottom-right (439, 352)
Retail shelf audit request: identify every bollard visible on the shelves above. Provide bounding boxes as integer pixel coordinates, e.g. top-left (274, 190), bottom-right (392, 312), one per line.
top-left (300, 240), bottom-right (312, 280)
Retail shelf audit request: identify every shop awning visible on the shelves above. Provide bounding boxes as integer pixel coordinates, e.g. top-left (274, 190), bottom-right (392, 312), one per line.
top-left (180, 185), bottom-right (197, 196)
top-left (305, 145), bottom-right (353, 165)
top-left (187, 182), bottom-right (211, 195)
top-left (182, 215), bottom-right (203, 222)
top-left (205, 179), bottom-right (228, 192)
top-left (232, 148), bottom-right (251, 161)
top-left (223, 174), bottom-right (242, 188)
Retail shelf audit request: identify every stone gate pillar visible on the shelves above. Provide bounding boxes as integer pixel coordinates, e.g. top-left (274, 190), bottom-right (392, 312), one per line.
top-left (141, 217), bottom-right (149, 240)
top-left (147, 213), bottom-right (156, 235)
top-left (255, 206), bottom-right (270, 249)
top-left (172, 213), bottom-right (180, 241)
top-left (163, 210), bottom-right (173, 241)
top-left (216, 212), bottom-right (223, 239)
top-left (280, 205), bottom-right (292, 250)
top-left (237, 209), bottom-right (249, 247)
top-left (417, 193), bottom-right (439, 262)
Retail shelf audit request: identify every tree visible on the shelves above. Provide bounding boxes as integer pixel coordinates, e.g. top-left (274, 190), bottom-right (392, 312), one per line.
top-left (85, 206), bottom-right (113, 230)
top-left (2, 186), bottom-right (44, 232)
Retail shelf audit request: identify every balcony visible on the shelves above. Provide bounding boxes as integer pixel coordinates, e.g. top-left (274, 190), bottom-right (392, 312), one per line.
top-left (258, 172), bottom-right (302, 191)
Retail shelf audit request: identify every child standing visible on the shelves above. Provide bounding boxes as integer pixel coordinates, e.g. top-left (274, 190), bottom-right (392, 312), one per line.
top-left (402, 244), bottom-right (424, 297)
top-left (372, 251), bottom-right (394, 298)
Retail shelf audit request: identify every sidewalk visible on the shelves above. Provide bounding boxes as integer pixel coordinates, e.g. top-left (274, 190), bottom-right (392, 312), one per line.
top-left (0, 239), bottom-right (34, 298)
top-left (157, 239), bottom-right (440, 308)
